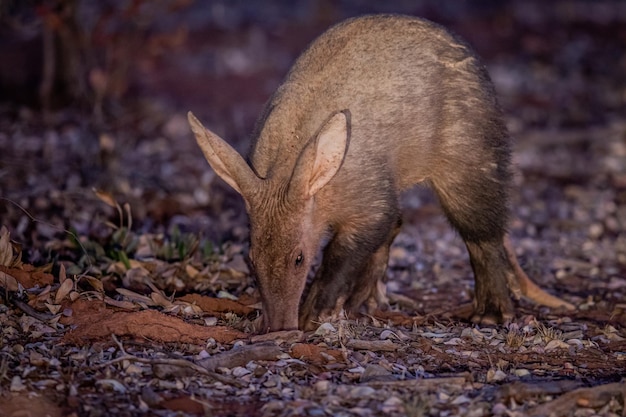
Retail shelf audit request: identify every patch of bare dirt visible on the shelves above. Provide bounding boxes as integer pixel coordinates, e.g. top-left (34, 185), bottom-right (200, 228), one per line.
top-left (60, 299), bottom-right (245, 345)
top-left (178, 293), bottom-right (256, 316)
top-left (0, 393), bottom-right (64, 417)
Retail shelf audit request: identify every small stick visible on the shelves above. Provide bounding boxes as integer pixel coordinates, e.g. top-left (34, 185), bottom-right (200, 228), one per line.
top-left (97, 337), bottom-right (245, 388)
top-left (198, 343), bottom-right (283, 371)
top-left (528, 382), bottom-right (626, 417)
top-left (345, 339), bottom-right (399, 352)
top-left (367, 375), bottom-right (469, 389)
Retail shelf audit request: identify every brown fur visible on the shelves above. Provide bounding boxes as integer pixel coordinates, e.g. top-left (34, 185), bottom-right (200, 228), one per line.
top-left (188, 15), bottom-right (574, 331)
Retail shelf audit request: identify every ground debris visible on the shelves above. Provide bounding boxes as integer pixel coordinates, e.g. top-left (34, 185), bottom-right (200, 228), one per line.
top-left (0, 1), bottom-right (625, 416)
top-left (500, 380), bottom-right (586, 402)
top-left (346, 338), bottom-right (400, 352)
top-left (527, 382), bottom-right (626, 417)
top-left (198, 343), bottom-right (283, 371)
top-left (367, 374), bottom-right (470, 389)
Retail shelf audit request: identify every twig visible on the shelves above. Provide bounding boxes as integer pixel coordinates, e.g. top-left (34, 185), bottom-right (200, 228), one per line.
top-left (111, 334), bottom-right (128, 356)
top-left (367, 374), bottom-right (469, 390)
top-left (198, 343), bottom-right (283, 371)
top-left (387, 292), bottom-right (422, 311)
top-left (346, 338), bottom-right (399, 352)
top-left (499, 380), bottom-right (584, 403)
top-left (250, 330), bottom-right (303, 344)
top-left (97, 354), bottom-right (245, 388)
top-left (14, 299), bottom-right (55, 322)
top-left (527, 382), bottom-right (626, 417)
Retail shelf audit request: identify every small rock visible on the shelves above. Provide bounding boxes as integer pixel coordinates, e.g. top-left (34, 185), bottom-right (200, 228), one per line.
top-left (380, 329), bottom-right (397, 340)
top-left (96, 379), bottom-right (127, 393)
top-left (141, 386), bottom-right (163, 407)
top-left (217, 290), bottom-right (238, 300)
top-left (451, 395), bottom-right (470, 405)
top-left (566, 339), bottom-right (584, 348)
top-left (306, 408), bottom-right (326, 416)
top-left (348, 366), bottom-right (365, 374)
top-left (29, 350), bottom-right (45, 366)
top-left (360, 364), bottom-right (392, 382)
top-left (263, 377), bottom-right (278, 388)
top-left (232, 366), bottom-right (251, 377)
top-left (204, 317), bottom-right (218, 326)
top-left (492, 402), bottom-right (508, 416)
top-left (314, 380), bottom-right (330, 392)
top-left (253, 366), bottom-right (268, 377)
top-left (588, 223), bottom-right (604, 239)
top-left (124, 364), bottom-right (144, 375)
top-left (381, 396), bottom-right (404, 413)
top-left (545, 339), bottom-right (569, 351)
top-left (196, 350), bottom-right (211, 360)
top-left (10, 376), bottom-right (26, 392)
top-left (349, 386), bottom-right (376, 398)
top-left (486, 368), bottom-right (507, 383)
top-left (348, 407), bottom-right (373, 416)
top-left (315, 322), bottom-right (336, 335)
top-left (261, 401), bottom-right (285, 414)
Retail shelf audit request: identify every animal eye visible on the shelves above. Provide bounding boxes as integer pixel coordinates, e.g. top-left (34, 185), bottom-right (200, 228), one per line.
top-left (294, 252), bottom-right (304, 267)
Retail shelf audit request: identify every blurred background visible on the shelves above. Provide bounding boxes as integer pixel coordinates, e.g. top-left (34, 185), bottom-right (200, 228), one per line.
top-left (0, 0), bottom-right (625, 266)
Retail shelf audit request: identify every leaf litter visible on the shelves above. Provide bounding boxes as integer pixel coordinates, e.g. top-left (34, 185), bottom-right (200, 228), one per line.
top-left (1, 1), bottom-right (625, 416)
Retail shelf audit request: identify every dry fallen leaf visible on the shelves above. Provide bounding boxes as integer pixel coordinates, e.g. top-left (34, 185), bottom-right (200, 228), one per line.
top-left (150, 291), bottom-right (173, 308)
top-left (0, 226), bottom-right (14, 266)
top-left (55, 277), bottom-right (74, 304)
top-left (104, 296), bottom-right (141, 310)
top-left (93, 188), bottom-right (120, 210)
top-left (58, 263), bottom-right (67, 284)
top-left (116, 288), bottom-right (155, 306)
top-left (0, 270), bottom-right (19, 291)
top-left (81, 275), bottom-right (104, 292)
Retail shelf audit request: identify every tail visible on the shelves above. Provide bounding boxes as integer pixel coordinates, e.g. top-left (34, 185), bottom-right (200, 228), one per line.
top-left (504, 234), bottom-right (576, 310)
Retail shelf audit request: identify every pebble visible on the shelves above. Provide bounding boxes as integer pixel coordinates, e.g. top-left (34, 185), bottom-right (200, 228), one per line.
top-left (232, 366), bottom-right (251, 377)
top-left (314, 380), bottom-right (330, 392)
top-left (10, 376), bottom-right (26, 392)
top-left (486, 369), bottom-right (507, 382)
top-left (315, 322), bottom-right (337, 335)
top-left (349, 386), bottom-right (376, 398)
top-left (360, 364), bottom-right (391, 382)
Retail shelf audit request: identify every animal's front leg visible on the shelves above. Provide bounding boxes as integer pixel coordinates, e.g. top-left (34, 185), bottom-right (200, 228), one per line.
top-left (344, 218), bottom-right (402, 314)
top-left (299, 233), bottom-right (372, 330)
top-left (299, 218), bottom-right (398, 330)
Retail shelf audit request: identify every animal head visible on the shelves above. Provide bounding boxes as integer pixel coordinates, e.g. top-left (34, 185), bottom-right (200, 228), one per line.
top-left (188, 111), bottom-right (350, 330)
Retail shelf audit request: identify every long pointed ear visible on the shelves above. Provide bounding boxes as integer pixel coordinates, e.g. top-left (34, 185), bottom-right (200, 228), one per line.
top-left (188, 112), bottom-right (259, 197)
top-left (292, 110), bottom-right (350, 197)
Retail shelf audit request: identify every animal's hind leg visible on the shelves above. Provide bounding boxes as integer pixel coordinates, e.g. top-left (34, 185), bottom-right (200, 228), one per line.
top-left (431, 153), bottom-right (516, 324)
top-left (463, 238), bottom-right (516, 324)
